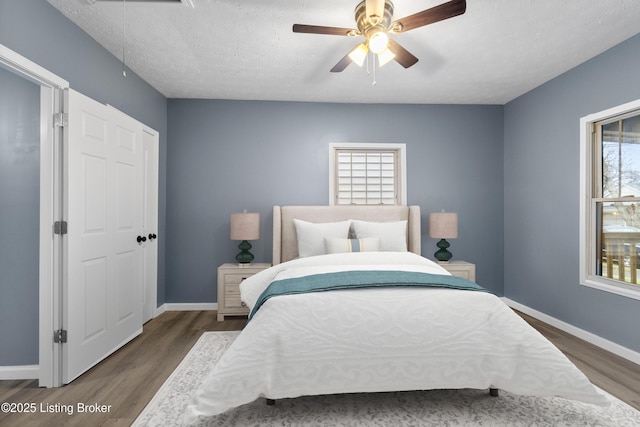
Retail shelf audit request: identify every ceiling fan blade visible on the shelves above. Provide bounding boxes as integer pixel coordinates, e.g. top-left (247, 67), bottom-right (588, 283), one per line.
top-left (293, 24), bottom-right (355, 36)
top-left (330, 51), bottom-right (354, 73)
top-left (390, 0), bottom-right (466, 33)
top-left (365, 0), bottom-right (385, 25)
top-left (387, 39), bottom-right (419, 68)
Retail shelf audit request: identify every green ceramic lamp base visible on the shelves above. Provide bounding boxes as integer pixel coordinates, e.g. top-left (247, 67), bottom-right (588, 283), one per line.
top-left (235, 240), bottom-right (254, 264)
top-left (434, 238), bottom-right (453, 263)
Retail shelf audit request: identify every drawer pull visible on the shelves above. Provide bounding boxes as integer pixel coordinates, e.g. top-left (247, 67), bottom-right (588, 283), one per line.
top-left (241, 302), bottom-right (246, 307)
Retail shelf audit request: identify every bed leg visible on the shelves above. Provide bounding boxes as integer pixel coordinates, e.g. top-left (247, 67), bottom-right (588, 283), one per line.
top-left (266, 399), bottom-right (276, 406)
top-left (489, 388), bottom-right (499, 397)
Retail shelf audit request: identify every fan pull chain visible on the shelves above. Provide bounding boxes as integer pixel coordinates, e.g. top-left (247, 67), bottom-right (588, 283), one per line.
top-left (365, 51), bottom-right (371, 76)
top-left (122, 0), bottom-right (127, 77)
top-left (372, 54), bottom-right (377, 86)
top-left (363, 51), bottom-right (379, 86)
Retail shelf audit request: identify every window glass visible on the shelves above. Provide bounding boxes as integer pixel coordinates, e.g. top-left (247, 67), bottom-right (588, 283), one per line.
top-left (601, 116), bottom-right (640, 198)
top-left (596, 114), bottom-right (640, 286)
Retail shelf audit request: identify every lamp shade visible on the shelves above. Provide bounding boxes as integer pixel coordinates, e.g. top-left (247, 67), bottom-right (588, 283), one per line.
top-left (230, 212), bottom-right (260, 241)
top-left (429, 212), bottom-right (458, 239)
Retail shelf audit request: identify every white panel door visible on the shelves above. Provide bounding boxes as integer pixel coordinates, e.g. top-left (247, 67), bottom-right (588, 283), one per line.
top-left (64, 90), bottom-right (143, 383)
top-left (142, 127), bottom-right (158, 323)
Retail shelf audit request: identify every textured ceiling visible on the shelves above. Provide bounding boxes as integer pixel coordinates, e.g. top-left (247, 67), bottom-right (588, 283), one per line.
top-left (46, 0), bottom-right (640, 104)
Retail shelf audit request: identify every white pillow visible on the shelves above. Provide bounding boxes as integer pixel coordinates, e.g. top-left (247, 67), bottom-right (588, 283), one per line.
top-left (293, 219), bottom-right (351, 258)
top-left (325, 237), bottom-right (380, 254)
top-left (351, 220), bottom-right (408, 252)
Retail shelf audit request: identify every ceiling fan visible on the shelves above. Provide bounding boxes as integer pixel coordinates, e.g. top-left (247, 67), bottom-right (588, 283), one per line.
top-left (293, 0), bottom-right (466, 72)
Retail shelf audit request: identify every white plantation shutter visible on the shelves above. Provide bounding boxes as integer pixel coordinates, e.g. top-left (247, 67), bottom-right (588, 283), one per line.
top-left (330, 143), bottom-right (406, 206)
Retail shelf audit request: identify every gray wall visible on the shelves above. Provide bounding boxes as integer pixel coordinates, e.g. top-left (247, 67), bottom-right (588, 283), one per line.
top-left (3, 0), bottom-right (638, 367)
top-left (0, 0), bottom-right (168, 365)
top-left (166, 100), bottom-right (504, 303)
top-left (0, 68), bottom-right (40, 365)
top-left (504, 33), bottom-right (640, 352)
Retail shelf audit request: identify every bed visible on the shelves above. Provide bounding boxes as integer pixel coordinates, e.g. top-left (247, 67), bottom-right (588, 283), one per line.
top-left (184, 205), bottom-right (609, 423)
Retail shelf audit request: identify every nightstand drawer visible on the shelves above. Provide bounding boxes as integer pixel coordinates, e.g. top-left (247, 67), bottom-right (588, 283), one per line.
top-left (450, 270), bottom-right (472, 280)
top-left (224, 284), bottom-right (241, 296)
top-left (223, 273), bottom-right (252, 285)
top-left (439, 260), bottom-right (476, 282)
top-left (225, 296), bottom-right (245, 308)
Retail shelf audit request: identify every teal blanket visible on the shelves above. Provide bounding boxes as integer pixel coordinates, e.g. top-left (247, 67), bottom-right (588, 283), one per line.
top-left (249, 270), bottom-right (489, 320)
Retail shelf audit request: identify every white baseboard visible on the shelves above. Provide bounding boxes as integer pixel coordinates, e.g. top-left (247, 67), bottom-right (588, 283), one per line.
top-left (502, 297), bottom-right (640, 366)
top-left (156, 303), bottom-right (217, 313)
top-left (154, 304), bottom-right (166, 318)
top-left (0, 365), bottom-right (39, 380)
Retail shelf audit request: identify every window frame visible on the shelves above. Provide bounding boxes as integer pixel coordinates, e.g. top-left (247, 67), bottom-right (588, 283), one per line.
top-left (580, 98), bottom-right (640, 301)
top-left (329, 142), bottom-right (407, 206)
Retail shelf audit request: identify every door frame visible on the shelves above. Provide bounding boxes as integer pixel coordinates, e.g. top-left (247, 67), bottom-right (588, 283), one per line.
top-left (142, 127), bottom-right (159, 323)
top-left (0, 44), bottom-right (68, 387)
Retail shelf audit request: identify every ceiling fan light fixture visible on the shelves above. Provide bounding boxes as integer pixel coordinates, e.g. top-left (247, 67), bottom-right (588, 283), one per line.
top-left (293, 0), bottom-right (467, 74)
top-left (349, 43), bottom-right (369, 67)
top-left (368, 30), bottom-right (389, 54)
top-left (377, 48), bottom-right (395, 66)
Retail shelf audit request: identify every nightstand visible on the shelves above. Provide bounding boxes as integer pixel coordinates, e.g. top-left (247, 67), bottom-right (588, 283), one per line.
top-left (439, 260), bottom-right (476, 282)
top-left (217, 263), bottom-right (271, 321)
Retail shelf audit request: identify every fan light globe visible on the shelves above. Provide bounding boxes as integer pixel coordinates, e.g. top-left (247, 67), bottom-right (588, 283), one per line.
top-left (377, 48), bottom-right (395, 66)
top-left (349, 43), bottom-right (369, 66)
top-left (368, 31), bottom-right (389, 54)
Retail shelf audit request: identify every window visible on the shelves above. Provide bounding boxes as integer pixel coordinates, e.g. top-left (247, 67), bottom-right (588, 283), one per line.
top-left (580, 99), bottom-right (640, 300)
top-left (329, 143), bottom-right (406, 206)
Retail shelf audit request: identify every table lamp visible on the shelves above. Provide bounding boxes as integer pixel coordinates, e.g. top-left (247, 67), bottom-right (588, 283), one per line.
top-left (429, 212), bottom-right (458, 263)
top-left (230, 212), bottom-right (259, 264)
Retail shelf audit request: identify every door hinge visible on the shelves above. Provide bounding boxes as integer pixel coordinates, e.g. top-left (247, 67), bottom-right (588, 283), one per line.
top-left (53, 329), bottom-right (67, 344)
top-left (54, 112), bottom-right (68, 128)
top-left (54, 221), bottom-right (68, 235)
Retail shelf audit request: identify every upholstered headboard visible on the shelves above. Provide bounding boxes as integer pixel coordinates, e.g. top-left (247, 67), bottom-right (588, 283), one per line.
top-left (272, 205), bottom-right (421, 265)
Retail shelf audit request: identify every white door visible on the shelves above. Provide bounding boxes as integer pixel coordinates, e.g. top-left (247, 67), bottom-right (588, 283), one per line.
top-left (64, 89), bottom-right (143, 383)
top-left (142, 127), bottom-right (158, 323)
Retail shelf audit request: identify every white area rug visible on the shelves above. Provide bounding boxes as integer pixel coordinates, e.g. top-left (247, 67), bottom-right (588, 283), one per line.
top-left (134, 331), bottom-right (640, 426)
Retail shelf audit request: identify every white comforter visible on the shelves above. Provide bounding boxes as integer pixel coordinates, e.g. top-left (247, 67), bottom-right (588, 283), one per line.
top-left (184, 252), bottom-right (609, 423)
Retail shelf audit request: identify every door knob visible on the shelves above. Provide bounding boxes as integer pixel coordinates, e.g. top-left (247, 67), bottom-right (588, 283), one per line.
top-left (148, 233), bottom-right (157, 240)
top-left (137, 235), bottom-right (147, 243)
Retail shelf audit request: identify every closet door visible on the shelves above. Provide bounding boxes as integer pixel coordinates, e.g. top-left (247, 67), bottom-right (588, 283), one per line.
top-left (64, 89), bottom-right (143, 383)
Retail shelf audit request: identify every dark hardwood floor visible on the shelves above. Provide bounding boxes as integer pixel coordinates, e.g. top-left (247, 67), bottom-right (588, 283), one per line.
top-left (0, 310), bottom-right (638, 426)
top-left (517, 311), bottom-right (640, 411)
